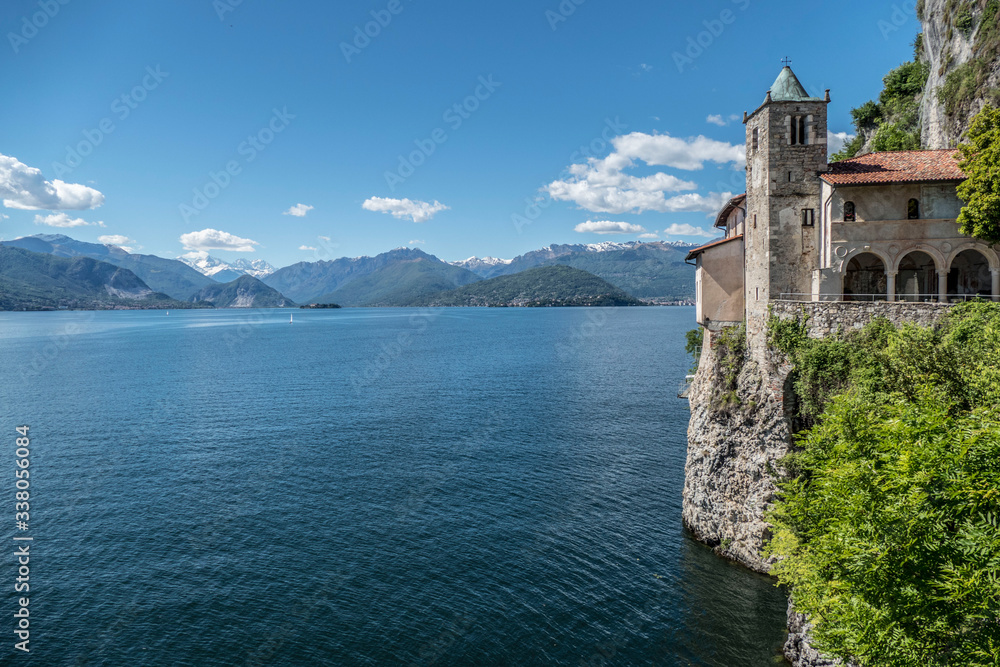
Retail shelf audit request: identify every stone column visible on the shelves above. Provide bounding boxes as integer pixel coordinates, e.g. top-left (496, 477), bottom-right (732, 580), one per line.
top-left (992, 269), bottom-right (999, 302)
top-left (887, 272), bottom-right (896, 302)
top-left (938, 271), bottom-right (948, 303)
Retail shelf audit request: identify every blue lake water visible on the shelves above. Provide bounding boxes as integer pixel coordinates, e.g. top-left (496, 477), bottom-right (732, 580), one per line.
top-left (0, 307), bottom-right (787, 665)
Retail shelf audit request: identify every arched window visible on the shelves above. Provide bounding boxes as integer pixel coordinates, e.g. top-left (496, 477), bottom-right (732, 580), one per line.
top-left (948, 249), bottom-right (992, 299)
top-left (844, 253), bottom-right (887, 301)
top-left (843, 201), bottom-right (856, 222)
top-left (908, 198), bottom-right (920, 219)
top-left (789, 116), bottom-right (807, 145)
top-left (897, 251), bottom-right (936, 301)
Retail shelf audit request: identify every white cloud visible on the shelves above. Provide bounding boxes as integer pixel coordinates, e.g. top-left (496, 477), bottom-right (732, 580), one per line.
top-left (639, 63), bottom-right (653, 72)
top-left (612, 132), bottom-right (745, 170)
top-left (34, 213), bottom-right (105, 228)
top-left (706, 114), bottom-right (741, 127)
top-left (0, 153), bottom-right (105, 211)
top-left (664, 223), bottom-right (716, 238)
top-left (318, 235), bottom-right (331, 242)
top-left (638, 233), bottom-right (659, 239)
top-left (283, 203), bottom-right (314, 217)
top-left (0, 213), bottom-right (8, 219)
top-left (828, 131), bottom-right (856, 158)
top-left (98, 235), bottom-right (137, 252)
top-left (545, 131), bottom-right (742, 215)
top-left (299, 245), bottom-right (317, 251)
top-left (574, 221), bottom-right (646, 235)
top-left (408, 239), bottom-right (426, 245)
top-left (179, 228), bottom-right (259, 252)
top-left (362, 197), bottom-right (449, 223)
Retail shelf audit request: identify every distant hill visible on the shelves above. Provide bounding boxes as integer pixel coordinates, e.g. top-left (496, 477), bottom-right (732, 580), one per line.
top-left (1, 235), bottom-right (215, 300)
top-left (415, 265), bottom-right (645, 307)
top-left (452, 241), bottom-right (699, 300)
top-left (0, 246), bottom-right (184, 310)
top-left (265, 248), bottom-right (481, 304)
top-left (189, 275), bottom-right (295, 308)
top-left (314, 256), bottom-right (481, 307)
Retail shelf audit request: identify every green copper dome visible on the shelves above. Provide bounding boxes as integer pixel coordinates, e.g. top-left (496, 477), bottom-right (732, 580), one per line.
top-left (768, 66), bottom-right (825, 102)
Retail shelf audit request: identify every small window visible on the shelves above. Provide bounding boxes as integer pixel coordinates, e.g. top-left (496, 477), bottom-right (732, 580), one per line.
top-left (790, 117), bottom-right (798, 145)
top-left (753, 214), bottom-right (757, 229)
top-left (752, 128), bottom-right (759, 153)
top-left (801, 209), bottom-right (815, 227)
top-left (908, 198), bottom-right (920, 219)
top-left (798, 116), bottom-right (807, 145)
top-left (844, 201), bottom-right (856, 222)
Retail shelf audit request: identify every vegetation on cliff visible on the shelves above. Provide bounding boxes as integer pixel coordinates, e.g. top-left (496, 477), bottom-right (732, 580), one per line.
top-left (765, 302), bottom-right (1000, 666)
top-left (930, 0), bottom-right (1000, 121)
top-left (956, 104), bottom-right (1000, 243)
top-left (832, 42), bottom-right (930, 161)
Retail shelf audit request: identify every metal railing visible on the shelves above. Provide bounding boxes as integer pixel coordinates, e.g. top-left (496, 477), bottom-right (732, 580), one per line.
top-left (777, 293), bottom-right (995, 303)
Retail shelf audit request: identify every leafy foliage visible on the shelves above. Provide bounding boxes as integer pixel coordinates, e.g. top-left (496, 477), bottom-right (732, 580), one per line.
top-left (766, 302), bottom-right (1000, 665)
top-left (956, 105), bottom-right (1000, 243)
top-left (708, 323), bottom-right (746, 413)
top-left (685, 327), bottom-right (703, 373)
top-left (832, 59), bottom-right (928, 161)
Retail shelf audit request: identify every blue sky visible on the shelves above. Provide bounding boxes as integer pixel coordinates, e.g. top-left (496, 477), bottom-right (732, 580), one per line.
top-left (1, 0), bottom-right (920, 268)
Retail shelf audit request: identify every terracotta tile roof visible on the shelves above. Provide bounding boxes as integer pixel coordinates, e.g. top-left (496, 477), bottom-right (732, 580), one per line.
top-left (685, 234), bottom-right (743, 262)
top-left (820, 149), bottom-right (965, 185)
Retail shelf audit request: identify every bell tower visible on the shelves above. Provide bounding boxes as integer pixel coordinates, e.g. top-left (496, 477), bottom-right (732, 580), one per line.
top-left (742, 64), bottom-right (829, 340)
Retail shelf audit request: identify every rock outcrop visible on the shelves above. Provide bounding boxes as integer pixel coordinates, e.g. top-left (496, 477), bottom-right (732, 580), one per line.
top-left (682, 327), bottom-right (792, 574)
top-left (919, 0), bottom-right (1000, 148)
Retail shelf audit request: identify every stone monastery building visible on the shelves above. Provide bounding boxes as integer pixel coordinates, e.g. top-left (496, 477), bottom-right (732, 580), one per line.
top-left (687, 65), bottom-right (998, 336)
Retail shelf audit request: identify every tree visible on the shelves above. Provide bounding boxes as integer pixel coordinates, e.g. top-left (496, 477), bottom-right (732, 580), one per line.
top-left (957, 105), bottom-right (1000, 244)
top-left (766, 303), bottom-right (1000, 666)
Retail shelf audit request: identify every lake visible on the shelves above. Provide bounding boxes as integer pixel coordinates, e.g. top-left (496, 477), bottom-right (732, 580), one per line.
top-left (0, 307), bottom-right (787, 665)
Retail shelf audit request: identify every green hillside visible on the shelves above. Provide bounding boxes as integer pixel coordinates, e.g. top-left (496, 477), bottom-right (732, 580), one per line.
top-left (1, 235), bottom-right (215, 300)
top-left (0, 246), bottom-right (184, 310)
top-left (316, 257), bottom-right (481, 307)
top-left (553, 246), bottom-right (694, 300)
top-left (415, 265), bottom-right (645, 307)
top-left (190, 275), bottom-right (295, 308)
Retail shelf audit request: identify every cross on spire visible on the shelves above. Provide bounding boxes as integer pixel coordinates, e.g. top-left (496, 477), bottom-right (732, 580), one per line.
top-left (782, 57), bottom-right (793, 67)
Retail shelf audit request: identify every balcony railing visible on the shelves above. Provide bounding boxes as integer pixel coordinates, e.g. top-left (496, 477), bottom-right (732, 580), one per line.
top-left (777, 293), bottom-right (993, 303)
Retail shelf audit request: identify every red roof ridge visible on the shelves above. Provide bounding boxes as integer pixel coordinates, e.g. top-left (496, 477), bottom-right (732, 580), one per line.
top-left (821, 149), bottom-right (965, 186)
top-left (685, 234), bottom-right (743, 261)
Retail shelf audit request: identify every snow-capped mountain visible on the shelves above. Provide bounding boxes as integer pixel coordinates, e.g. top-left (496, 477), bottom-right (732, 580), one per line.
top-left (450, 256), bottom-right (513, 272)
top-left (179, 252), bottom-right (275, 282)
top-left (230, 258), bottom-right (276, 279)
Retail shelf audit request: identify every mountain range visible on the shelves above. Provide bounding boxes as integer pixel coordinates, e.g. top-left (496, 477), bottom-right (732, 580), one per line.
top-left (0, 246), bottom-right (184, 310)
top-left (0, 234), bottom-right (701, 310)
top-left (450, 241), bottom-right (697, 300)
top-left (178, 252), bottom-right (276, 283)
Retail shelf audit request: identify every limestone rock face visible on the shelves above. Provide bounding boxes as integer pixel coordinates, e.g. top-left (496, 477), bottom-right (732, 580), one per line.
top-left (784, 599), bottom-right (853, 667)
top-left (682, 330), bottom-right (792, 574)
top-left (919, 0), bottom-right (1000, 149)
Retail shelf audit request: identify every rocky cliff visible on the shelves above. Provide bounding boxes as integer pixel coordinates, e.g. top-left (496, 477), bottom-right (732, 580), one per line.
top-left (919, 0), bottom-right (1000, 148)
top-left (682, 327), bottom-right (791, 574)
top-left (684, 305), bottom-right (952, 665)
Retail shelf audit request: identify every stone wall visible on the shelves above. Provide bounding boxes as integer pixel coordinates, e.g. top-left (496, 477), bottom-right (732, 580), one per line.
top-left (770, 300), bottom-right (951, 337)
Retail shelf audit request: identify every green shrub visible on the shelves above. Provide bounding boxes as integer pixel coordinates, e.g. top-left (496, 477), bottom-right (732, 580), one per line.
top-left (766, 302), bottom-right (1000, 666)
